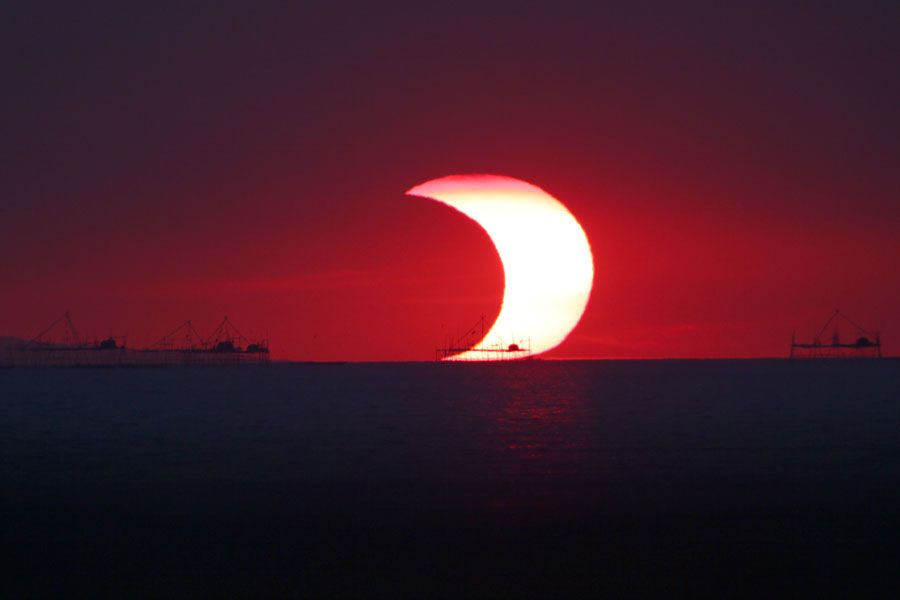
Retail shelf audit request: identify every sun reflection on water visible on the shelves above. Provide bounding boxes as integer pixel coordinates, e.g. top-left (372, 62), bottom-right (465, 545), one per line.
top-left (456, 362), bottom-right (596, 512)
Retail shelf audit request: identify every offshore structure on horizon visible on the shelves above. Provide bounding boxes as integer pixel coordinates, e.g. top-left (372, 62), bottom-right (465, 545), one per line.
top-left (790, 309), bottom-right (882, 359)
top-left (435, 315), bottom-right (533, 362)
top-left (3, 312), bottom-right (269, 367)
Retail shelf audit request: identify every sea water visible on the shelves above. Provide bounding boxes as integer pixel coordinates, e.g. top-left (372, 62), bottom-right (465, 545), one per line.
top-left (3, 360), bottom-right (899, 596)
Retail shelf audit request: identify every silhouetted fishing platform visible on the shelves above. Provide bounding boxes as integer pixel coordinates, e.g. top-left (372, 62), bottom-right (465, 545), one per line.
top-left (790, 309), bottom-right (882, 359)
top-left (2, 313), bottom-right (269, 367)
top-left (435, 316), bottom-right (532, 361)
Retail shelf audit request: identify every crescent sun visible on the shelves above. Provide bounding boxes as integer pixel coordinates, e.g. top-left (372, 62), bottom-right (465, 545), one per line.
top-left (407, 174), bottom-right (594, 360)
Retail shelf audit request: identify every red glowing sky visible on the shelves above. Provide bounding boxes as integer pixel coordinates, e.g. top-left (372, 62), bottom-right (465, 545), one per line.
top-left (1, 3), bottom-right (898, 360)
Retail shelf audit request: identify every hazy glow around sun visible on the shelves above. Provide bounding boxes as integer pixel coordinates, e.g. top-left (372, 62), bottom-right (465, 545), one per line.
top-left (407, 174), bottom-right (594, 359)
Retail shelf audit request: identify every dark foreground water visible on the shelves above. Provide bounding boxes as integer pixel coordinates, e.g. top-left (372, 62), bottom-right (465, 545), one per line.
top-left (3, 360), bottom-right (900, 597)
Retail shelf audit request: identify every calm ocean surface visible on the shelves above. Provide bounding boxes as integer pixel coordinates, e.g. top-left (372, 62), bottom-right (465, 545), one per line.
top-left (3, 360), bottom-right (900, 596)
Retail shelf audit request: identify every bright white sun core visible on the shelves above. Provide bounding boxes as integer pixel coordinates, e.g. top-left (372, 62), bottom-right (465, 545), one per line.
top-left (407, 174), bottom-right (594, 360)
